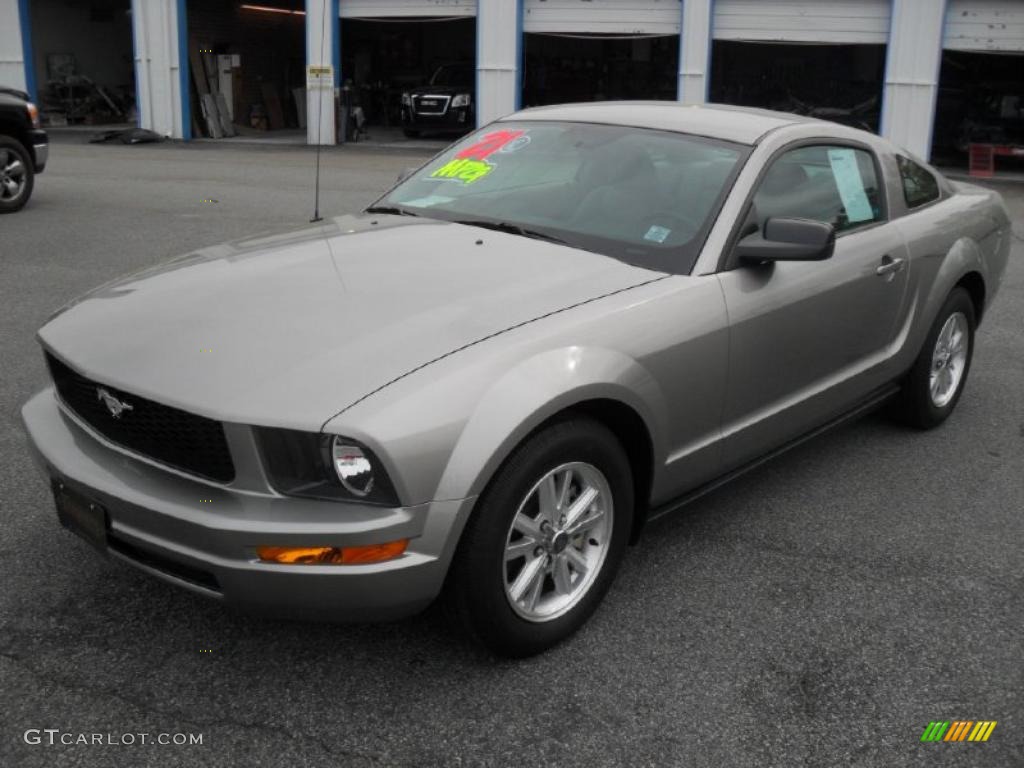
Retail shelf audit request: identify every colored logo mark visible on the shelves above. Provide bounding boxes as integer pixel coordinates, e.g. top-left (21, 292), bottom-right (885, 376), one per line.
top-left (920, 721), bottom-right (997, 742)
top-left (431, 129), bottom-right (526, 185)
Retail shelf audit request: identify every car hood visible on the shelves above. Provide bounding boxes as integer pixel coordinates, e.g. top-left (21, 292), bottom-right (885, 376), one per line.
top-left (39, 214), bottom-right (662, 430)
top-left (0, 86), bottom-right (30, 102)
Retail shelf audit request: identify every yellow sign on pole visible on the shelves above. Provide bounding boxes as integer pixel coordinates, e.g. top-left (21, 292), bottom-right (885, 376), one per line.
top-left (306, 65), bottom-right (334, 90)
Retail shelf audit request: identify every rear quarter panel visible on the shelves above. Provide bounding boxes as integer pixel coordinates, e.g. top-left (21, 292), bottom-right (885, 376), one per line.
top-left (890, 181), bottom-right (1011, 372)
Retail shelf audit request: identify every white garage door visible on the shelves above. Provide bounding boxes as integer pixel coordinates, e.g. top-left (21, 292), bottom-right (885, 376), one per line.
top-left (714, 0), bottom-right (890, 44)
top-left (0, 2), bottom-right (29, 95)
top-left (945, 0), bottom-right (1024, 51)
top-left (340, 0), bottom-right (475, 18)
top-left (523, 0), bottom-right (681, 35)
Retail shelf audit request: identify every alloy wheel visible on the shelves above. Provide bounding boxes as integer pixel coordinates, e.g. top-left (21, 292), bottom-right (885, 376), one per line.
top-left (929, 311), bottom-right (969, 408)
top-left (502, 461), bottom-right (613, 623)
top-left (0, 149), bottom-right (27, 203)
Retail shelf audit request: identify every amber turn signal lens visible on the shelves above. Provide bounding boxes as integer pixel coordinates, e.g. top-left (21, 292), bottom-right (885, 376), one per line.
top-left (257, 539), bottom-right (408, 565)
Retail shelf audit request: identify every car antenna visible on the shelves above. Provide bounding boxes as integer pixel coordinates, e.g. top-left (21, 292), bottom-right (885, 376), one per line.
top-left (309, 0), bottom-right (329, 223)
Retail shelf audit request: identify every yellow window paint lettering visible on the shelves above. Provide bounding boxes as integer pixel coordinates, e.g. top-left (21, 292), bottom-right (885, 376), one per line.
top-left (431, 158), bottom-right (494, 184)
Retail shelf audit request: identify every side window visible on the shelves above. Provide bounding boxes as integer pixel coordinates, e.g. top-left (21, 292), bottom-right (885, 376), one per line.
top-left (897, 155), bottom-right (940, 209)
top-left (752, 145), bottom-right (884, 234)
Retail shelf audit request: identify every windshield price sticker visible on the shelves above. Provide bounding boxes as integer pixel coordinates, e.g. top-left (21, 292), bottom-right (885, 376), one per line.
top-left (827, 148), bottom-right (874, 223)
top-left (431, 129), bottom-right (527, 185)
top-left (644, 225), bottom-right (671, 243)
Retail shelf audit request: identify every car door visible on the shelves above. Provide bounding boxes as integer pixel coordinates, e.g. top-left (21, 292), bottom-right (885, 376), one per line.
top-left (715, 141), bottom-right (910, 471)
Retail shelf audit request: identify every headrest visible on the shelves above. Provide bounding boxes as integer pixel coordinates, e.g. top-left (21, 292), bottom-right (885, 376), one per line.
top-left (761, 162), bottom-right (809, 196)
top-left (577, 145), bottom-right (657, 189)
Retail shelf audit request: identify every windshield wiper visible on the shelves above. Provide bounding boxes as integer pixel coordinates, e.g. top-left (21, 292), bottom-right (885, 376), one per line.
top-left (453, 219), bottom-right (569, 246)
top-left (365, 205), bottom-right (420, 217)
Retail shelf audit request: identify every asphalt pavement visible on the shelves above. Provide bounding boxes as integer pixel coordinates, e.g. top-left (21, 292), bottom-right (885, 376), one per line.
top-left (1, 136), bottom-right (1022, 768)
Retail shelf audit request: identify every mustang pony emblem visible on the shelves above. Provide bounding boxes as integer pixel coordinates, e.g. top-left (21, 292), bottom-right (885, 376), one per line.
top-left (96, 387), bottom-right (133, 418)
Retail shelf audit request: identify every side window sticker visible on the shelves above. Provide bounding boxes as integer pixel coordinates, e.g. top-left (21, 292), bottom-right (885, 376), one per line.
top-left (826, 148), bottom-right (874, 224)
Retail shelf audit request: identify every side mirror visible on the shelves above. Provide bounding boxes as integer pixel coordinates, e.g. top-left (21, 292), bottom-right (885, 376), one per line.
top-left (396, 166), bottom-right (417, 183)
top-left (735, 217), bottom-right (835, 263)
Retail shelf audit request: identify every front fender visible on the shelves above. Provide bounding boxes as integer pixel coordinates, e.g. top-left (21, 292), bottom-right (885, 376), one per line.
top-left (434, 345), bottom-right (668, 503)
top-left (323, 343), bottom-right (667, 579)
top-left (325, 343), bottom-right (668, 509)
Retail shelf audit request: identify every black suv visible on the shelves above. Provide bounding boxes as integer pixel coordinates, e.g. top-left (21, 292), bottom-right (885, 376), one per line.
top-left (0, 86), bottom-right (48, 213)
top-left (400, 63), bottom-right (475, 138)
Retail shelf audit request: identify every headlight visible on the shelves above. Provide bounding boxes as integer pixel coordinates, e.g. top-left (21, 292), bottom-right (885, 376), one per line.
top-left (401, 92), bottom-right (411, 106)
top-left (255, 428), bottom-right (399, 506)
top-left (330, 439), bottom-right (374, 497)
top-left (26, 102), bottom-right (40, 129)
top-left (451, 93), bottom-right (471, 108)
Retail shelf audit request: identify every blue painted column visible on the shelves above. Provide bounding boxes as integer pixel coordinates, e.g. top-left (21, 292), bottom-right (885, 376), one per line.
top-left (306, 0), bottom-right (338, 144)
top-left (332, 0), bottom-right (340, 88)
top-left (177, 0), bottom-right (191, 140)
top-left (17, 0), bottom-right (37, 101)
top-left (131, 0), bottom-right (188, 139)
top-left (880, 0), bottom-right (948, 159)
top-left (477, 0), bottom-right (522, 127)
top-left (677, 0), bottom-right (712, 104)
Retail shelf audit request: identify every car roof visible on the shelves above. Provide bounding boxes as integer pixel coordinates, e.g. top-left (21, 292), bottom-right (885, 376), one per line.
top-left (504, 101), bottom-right (823, 145)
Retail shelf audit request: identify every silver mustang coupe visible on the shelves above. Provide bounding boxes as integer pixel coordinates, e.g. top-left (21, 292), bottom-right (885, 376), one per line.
top-left (22, 103), bottom-right (1010, 656)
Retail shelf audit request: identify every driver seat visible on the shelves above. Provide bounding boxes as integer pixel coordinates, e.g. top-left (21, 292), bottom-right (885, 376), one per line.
top-left (569, 147), bottom-right (661, 240)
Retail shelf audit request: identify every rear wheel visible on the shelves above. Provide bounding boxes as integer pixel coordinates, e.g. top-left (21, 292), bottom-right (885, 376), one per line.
top-left (892, 287), bottom-right (975, 428)
top-left (0, 137), bottom-right (33, 213)
top-left (444, 418), bottom-right (633, 657)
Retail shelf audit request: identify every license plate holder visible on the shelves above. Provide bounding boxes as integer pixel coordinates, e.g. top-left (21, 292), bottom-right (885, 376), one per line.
top-left (53, 480), bottom-right (108, 553)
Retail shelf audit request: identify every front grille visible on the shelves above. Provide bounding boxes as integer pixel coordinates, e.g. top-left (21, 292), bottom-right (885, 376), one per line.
top-left (109, 533), bottom-right (221, 593)
top-left (46, 353), bottom-right (235, 483)
top-left (413, 94), bottom-right (450, 116)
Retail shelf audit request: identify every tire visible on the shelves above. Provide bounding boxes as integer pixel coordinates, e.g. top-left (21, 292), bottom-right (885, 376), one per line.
top-left (0, 137), bottom-right (34, 213)
top-left (892, 287), bottom-right (976, 429)
top-left (402, 128), bottom-right (421, 138)
top-left (444, 418), bottom-right (634, 657)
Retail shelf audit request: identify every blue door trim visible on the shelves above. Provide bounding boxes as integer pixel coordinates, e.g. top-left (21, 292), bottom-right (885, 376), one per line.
top-left (514, 0), bottom-right (523, 111)
top-left (178, 0), bottom-right (192, 140)
top-left (332, 0), bottom-right (341, 86)
top-left (17, 0), bottom-right (37, 101)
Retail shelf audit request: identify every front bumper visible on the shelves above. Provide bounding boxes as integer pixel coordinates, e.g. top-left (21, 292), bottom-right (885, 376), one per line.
top-left (21, 387), bottom-right (475, 621)
top-left (400, 106), bottom-right (472, 133)
top-left (30, 128), bottom-right (47, 173)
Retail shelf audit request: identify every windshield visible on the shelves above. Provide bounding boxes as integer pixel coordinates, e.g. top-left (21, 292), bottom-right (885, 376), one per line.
top-left (431, 65), bottom-right (473, 87)
top-left (374, 121), bottom-right (749, 273)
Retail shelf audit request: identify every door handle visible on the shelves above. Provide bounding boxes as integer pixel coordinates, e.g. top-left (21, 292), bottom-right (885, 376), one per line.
top-left (876, 256), bottom-right (906, 276)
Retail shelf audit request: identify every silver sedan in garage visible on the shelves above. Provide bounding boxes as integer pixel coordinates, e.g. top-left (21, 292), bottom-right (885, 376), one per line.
top-left (22, 102), bottom-right (1010, 656)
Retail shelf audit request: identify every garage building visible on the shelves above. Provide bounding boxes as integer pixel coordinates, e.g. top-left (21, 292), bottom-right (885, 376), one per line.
top-left (0, 0), bottom-right (1021, 163)
top-left (340, 5), bottom-right (475, 135)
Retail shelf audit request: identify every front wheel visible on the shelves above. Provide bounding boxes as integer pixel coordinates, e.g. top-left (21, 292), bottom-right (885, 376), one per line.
top-left (892, 287), bottom-right (976, 428)
top-left (444, 418), bottom-right (633, 657)
top-left (0, 137), bottom-right (34, 213)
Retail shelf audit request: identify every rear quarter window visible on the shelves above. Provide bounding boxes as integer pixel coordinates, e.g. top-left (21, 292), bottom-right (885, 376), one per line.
top-left (897, 155), bottom-right (940, 209)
